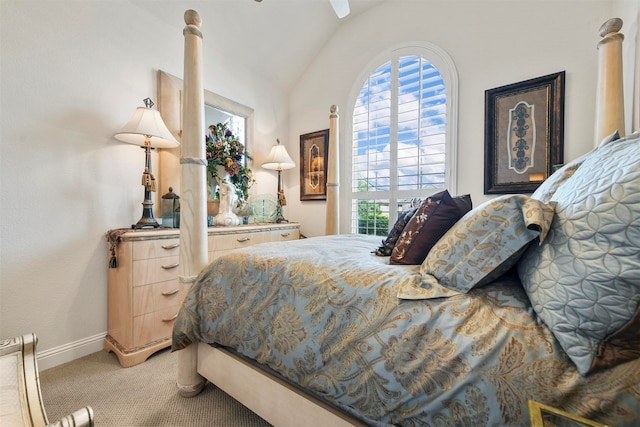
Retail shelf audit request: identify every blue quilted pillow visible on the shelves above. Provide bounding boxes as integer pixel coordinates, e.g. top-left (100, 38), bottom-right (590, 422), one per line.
top-left (531, 130), bottom-right (620, 204)
top-left (517, 132), bottom-right (640, 375)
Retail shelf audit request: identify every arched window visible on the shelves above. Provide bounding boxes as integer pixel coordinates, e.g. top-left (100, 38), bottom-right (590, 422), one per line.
top-left (346, 45), bottom-right (458, 235)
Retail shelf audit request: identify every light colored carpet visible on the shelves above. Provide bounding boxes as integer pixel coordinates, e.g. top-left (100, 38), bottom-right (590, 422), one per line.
top-left (40, 348), bottom-right (272, 426)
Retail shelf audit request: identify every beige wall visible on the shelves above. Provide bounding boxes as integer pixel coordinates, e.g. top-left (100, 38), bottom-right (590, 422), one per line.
top-left (613, 0), bottom-right (639, 130)
top-left (0, 1), bottom-right (287, 368)
top-left (286, 0), bottom-right (637, 237)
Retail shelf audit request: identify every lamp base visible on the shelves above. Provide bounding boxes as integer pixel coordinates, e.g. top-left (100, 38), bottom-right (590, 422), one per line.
top-left (275, 204), bottom-right (288, 223)
top-left (133, 217), bottom-right (159, 229)
top-left (133, 189), bottom-right (159, 229)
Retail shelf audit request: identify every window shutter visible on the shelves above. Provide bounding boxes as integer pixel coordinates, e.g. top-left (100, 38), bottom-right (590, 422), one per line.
top-left (350, 53), bottom-right (448, 235)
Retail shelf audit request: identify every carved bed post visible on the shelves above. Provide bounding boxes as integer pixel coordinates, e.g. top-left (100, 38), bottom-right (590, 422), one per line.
top-left (177, 9), bottom-right (207, 397)
top-left (595, 18), bottom-right (626, 145)
top-left (325, 105), bottom-right (340, 235)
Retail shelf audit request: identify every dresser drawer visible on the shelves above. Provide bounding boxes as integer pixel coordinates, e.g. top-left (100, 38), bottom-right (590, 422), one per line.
top-left (132, 238), bottom-right (180, 261)
top-left (208, 249), bottom-right (233, 263)
top-left (209, 231), bottom-right (267, 251)
top-left (270, 228), bottom-right (299, 241)
top-left (132, 280), bottom-right (189, 317)
top-left (132, 305), bottom-right (179, 347)
top-left (132, 255), bottom-right (179, 287)
top-left (232, 231), bottom-right (268, 248)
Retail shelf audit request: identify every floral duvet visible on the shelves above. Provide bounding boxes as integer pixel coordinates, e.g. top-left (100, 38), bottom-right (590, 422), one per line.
top-left (172, 234), bottom-right (640, 426)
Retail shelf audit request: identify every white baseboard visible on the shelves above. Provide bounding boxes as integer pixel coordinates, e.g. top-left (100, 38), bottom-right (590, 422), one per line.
top-left (37, 332), bottom-right (107, 371)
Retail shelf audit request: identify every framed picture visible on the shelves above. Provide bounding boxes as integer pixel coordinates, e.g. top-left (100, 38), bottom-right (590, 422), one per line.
top-left (528, 400), bottom-right (608, 427)
top-left (484, 71), bottom-right (565, 194)
top-left (300, 129), bottom-right (329, 201)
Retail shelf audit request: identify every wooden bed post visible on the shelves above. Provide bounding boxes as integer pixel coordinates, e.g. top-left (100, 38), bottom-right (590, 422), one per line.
top-left (595, 18), bottom-right (626, 145)
top-left (177, 9), bottom-right (207, 398)
top-left (634, 14), bottom-right (640, 133)
top-left (325, 105), bottom-right (340, 235)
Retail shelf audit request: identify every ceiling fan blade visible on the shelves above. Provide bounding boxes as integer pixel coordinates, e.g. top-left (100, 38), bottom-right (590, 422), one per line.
top-left (329, 0), bottom-right (350, 18)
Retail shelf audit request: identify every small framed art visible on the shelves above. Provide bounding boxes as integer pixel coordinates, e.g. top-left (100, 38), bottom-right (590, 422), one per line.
top-left (484, 72), bottom-right (565, 194)
top-left (299, 129), bottom-right (329, 201)
top-left (528, 400), bottom-right (609, 427)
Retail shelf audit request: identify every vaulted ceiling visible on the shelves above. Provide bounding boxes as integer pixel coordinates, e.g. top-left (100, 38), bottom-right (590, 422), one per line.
top-left (132, 0), bottom-right (385, 91)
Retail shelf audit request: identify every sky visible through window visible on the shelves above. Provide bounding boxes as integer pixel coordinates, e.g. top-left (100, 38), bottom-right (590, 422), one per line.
top-left (352, 56), bottom-right (446, 193)
top-left (351, 55), bottom-right (447, 234)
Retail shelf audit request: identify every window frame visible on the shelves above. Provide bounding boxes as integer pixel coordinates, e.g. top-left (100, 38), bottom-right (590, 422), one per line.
top-left (341, 43), bottom-right (459, 234)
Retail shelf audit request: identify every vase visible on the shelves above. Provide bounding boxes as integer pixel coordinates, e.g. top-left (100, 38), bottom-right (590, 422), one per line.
top-left (213, 165), bottom-right (240, 226)
top-left (207, 199), bottom-right (220, 217)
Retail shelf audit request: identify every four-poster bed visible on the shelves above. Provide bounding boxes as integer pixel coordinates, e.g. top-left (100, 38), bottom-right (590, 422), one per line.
top-left (172, 11), bottom-right (640, 427)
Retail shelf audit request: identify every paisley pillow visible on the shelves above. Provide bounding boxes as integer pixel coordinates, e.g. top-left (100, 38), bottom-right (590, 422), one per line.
top-left (421, 195), bottom-right (554, 294)
top-left (517, 132), bottom-right (640, 375)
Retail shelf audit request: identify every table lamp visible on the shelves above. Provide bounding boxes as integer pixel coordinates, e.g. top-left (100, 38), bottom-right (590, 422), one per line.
top-left (262, 139), bottom-right (295, 223)
top-left (114, 98), bottom-right (179, 228)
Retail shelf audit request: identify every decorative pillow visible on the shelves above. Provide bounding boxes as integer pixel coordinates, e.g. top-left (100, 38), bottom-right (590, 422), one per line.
top-left (373, 207), bottom-right (417, 256)
top-left (452, 193), bottom-right (472, 214)
top-left (421, 195), bottom-right (554, 294)
top-left (597, 129), bottom-right (621, 148)
top-left (390, 190), bottom-right (469, 265)
top-left (517, 133), bottom-right (640, 376)
top-left (532, 130), bottom-right (621, 204)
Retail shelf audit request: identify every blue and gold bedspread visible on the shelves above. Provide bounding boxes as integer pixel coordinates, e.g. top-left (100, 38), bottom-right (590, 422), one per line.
top-left (172, 234), bottom-right (640, 426)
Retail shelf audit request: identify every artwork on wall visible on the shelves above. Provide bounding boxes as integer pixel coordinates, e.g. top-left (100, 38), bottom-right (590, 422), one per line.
top-left (300, 129), bottom-right (329, 201)
top-left (484, 71), bottom-right (565, 194)
top-left (528, 400), bottom-right (608, 427)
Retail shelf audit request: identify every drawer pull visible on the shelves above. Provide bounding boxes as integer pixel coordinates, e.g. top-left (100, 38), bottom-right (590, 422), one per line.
top-left (162, 314), bottom-right (178, 322)
top-left (280, 233), bottom-right (290, 238)
top-left (162, 242), bottom-right (180, 250)
top-left (237, 237), bottom-right (251, 243)
top-left (161, 262), bottom-right (179, 269)
top-left (162, 288), bottom-right (180, 296)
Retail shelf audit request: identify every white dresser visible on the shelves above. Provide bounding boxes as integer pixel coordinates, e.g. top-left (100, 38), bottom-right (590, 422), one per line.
top-left (105, 223), bottom-right (300, 367)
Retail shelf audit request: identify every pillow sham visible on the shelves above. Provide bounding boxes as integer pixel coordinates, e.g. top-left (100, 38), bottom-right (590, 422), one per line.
top-left (452, 193), bottom-right (472, 214)
top-left (421, 195), bottom-right (554, 294)
top-left (373, 207), bottom-right (417, 256)
top-left (532, 129), bottom-right (620, 204)
top-left (517, 132), bottom-right (640, 376)
top-left (597, 128), bottom-right (621, 148)
top-left (390, 190), bottom-right (469, 265)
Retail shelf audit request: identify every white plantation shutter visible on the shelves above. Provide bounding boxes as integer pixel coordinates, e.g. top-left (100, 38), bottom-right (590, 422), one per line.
top-left (350, 49), bottom-right (452, 235)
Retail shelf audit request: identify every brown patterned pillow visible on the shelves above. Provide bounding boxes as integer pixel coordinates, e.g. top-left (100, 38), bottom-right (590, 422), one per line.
top-left (390, 190), bottom-right (469, 265)
top-left (453, 194), bottom-right (472, 214)
top-left (373, 207), bottom-right (417, 256)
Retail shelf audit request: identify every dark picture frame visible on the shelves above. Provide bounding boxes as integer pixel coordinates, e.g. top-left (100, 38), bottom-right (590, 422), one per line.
top-left (484, 71), bottom-right (565, 194)
top-left (300, 129), bottom-right (329, 201)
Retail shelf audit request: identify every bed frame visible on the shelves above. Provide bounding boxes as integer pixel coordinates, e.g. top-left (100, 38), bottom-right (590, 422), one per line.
top-left (174, 10), bottom-right (636, 426)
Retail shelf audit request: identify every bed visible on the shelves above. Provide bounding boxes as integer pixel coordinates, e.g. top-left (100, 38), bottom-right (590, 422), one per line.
top-left (172, 11), bottom-right (640, 427)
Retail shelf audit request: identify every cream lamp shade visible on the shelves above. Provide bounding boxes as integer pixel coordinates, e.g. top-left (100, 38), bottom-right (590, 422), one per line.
top-left (262, 139), bottom-right (295, 223)
top-left (113, 99), bottom-right (179, 148)
top-left (262, 140), bottom-right (295, 171)
top-left (113, 98), bottom-right (179, 228)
